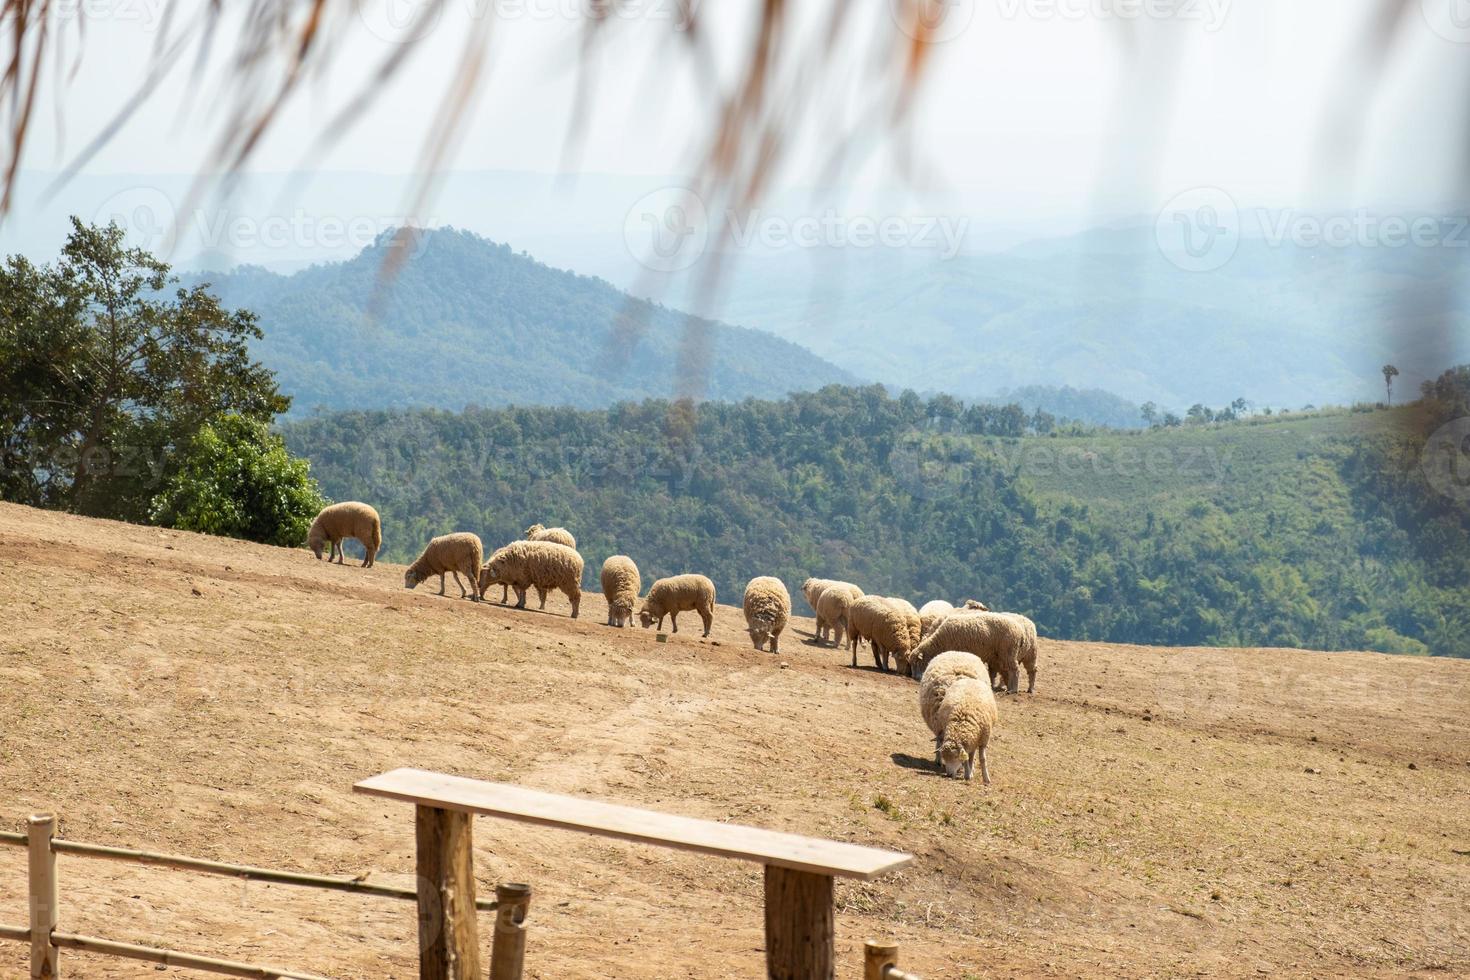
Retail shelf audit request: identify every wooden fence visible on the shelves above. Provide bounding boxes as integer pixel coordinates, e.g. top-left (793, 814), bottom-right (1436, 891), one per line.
top-left (3, 770), bottom-right (920, 979)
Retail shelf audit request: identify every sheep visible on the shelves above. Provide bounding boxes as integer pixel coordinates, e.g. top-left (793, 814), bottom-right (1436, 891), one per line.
top-left (886, 597), bottom-right (923, 651)
top-left (989, 612), bottom-right (1039, 694)
top-left (961, 599), bottom-right (990, 611)
top-left (918, 651), bottom-right (988, 764)
top-left (918, 599), bottom-right (955, 640)
top-left (907, 611), bottom-right (1030, 694)
top-left (481, 540), bottom-right (584, 617)
top-left (846, 595), bottom-right (916, 674)
top-left (601, 555), bottom-right (640, 627)
top-left (936, 678), bottom-right (999, 783)
top-left (307, 501), bottom-right (381, 567)
top-left (801, 578), bottom-right (860, 641)
top-left (525, 523), bottom-right (576, 550)
top-left (743, 576), bottom-right (791, 653)
top-left (814, 586), bottom-right (861, 648)
top-left (638, 574), bottom-right (716, 636)
top-left (404, 532), bottom-right (483, 600)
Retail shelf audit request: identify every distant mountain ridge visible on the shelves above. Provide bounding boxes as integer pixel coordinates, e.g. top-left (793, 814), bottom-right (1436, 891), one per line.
top-left (198, 228), bottom-right (856, 415)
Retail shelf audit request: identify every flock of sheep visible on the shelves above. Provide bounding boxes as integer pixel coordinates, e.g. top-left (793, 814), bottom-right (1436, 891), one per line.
top-left (306, 501), bottom-right (1039, 785)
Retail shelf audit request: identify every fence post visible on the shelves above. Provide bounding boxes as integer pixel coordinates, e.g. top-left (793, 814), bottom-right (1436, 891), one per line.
top-left (488, 882), bottom-right (530, 980)
top-left (764, 865), bottom-right (834, 980)
top-left (415, 805), bottom-right (481, 980)
top-left (28, 814), bottom-right (58, 979)
top-left (863, 941), bottom-right (899, 980)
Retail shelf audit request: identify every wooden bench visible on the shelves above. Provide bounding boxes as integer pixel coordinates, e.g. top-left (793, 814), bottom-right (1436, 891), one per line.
top-left (355, 768), bottom-right (913, 979)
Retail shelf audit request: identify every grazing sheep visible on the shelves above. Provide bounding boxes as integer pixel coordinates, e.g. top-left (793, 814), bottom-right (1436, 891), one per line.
top-left (918, 599), bottom-right (955, 640)
top-left (482, 540), bottom-right (584, 618)
top-left (846, 595), bottom-right (916, 673)
top-left (801, 578), bottom-right (860, 641)
top-left (907, 611), bottom-right (1029, 694)
top-left (918, 651), bottom-right (988, 764)
top-left (743, 576), bottom-right (791, 653)
top-left (885, 597), bottom-right (923, 653)
top-left (639, 574), bottom-right (716, 636)
top-left (814, 586), bottom-right (861, 648)
top-left (600, 555), bottom-right (640, 627)
top-left (936, 677), bottom-right (999, 784)
top-left (307, 502), bottom-right (381, 567)
top-left (477, 563), bottom-right (510, 605)
top-left (988, 612), bottom-right (1039, 694)
top-left (525, 523), bottom-right (576, 550)
top-left (404, 532), bottom-right (483, 600)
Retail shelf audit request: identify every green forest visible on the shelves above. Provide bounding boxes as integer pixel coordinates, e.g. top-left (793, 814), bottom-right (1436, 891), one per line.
top-left (282, 373), bottom-right (1470, 658)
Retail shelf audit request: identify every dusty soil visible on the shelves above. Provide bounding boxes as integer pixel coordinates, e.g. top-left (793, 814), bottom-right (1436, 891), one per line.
top-left (1, 501), bottom-right (1467, 978)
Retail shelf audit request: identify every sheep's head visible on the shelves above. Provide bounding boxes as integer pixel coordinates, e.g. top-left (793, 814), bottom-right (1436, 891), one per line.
top-left (638, 606), bottom-right (655, 628)
top-left (307, 528), bottom-right (325, 559)
top-left (940, 738), bottom-right (969, 779)
top-left (962, 599), bottom-right (990, 611)
top-left (403, 569), bottom-right (423, 590)
top-left (524, 523), bottom-right (544, 538)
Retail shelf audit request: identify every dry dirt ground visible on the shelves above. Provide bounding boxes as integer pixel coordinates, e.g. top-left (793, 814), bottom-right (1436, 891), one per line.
top-left (1, 501), bottom-right (1468, 978)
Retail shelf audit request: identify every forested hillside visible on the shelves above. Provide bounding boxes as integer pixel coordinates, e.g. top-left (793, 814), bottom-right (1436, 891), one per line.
top-left (202, 228), bottom-right (854, 414)
top-left (282, 373), bottom-right (1470, 657)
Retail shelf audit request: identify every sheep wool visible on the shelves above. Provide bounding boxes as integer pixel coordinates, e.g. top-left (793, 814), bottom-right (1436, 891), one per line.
top-left (907, 611), bottom-right (1029, 694)
top-left (937, 677), bottom-right (999, 784)
top-left (885, 597), bottom-right (923, 651)
top-left (814, 586), bottom-right (861, 648)
top-left (307, 501), bottom-right (382, 567)
top-left (918, 651), bottom-right (987, 764)
top-left (995, 612), bottom-right (1039, 694)
top-left (600, 555), bottom-right (641, 627)
top-left (404, 532), bottom-right (483, 600)
top-left (846, 595), bottom-right (916, 674)
top-left (742, 576), bottom-right (791, 653)
top-left (918, 599), bottom-right (956, 641)
top-left (639, 574), bottom-right (717, 636)
top-left (483, 540), bottom-right (584, 618)
top-left (525, 523), bottom-right (577, 550)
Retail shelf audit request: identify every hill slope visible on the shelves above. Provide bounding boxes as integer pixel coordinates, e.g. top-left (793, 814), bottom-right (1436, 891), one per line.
top-left (1, 503), bottom-right (1467, 977)
top-left (201, 228), bottom-right (855, 415)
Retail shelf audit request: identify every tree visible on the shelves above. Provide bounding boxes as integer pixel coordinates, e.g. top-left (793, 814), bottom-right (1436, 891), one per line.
top-left (1186, 403), bottom-right (1214, 425)
top-left (1382, 364), bottom-right (1399, 405)
top-left (149, 415), bottom-right (326, 546)
top-left (1231, 397), bottom-right (1249, 417)
top-left (0, 219), bottom-right (289, 520)
top-left (1140, 402), bottom-right (1159, 428)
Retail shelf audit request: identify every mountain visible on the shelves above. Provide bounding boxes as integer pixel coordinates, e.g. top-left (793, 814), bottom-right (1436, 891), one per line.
top-left (198, 227), bottom-right (856, 415)
top-left (660, 219), bottom-right (1470, 412)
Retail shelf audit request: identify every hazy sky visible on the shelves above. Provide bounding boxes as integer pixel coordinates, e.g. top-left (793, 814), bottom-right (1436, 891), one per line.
top-left (22, 0), bottom-right (1470, 221)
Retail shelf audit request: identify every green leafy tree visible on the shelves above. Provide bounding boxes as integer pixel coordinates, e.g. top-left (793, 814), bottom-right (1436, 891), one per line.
top-left (1382, 363), bottom-right (1399, 405)
top-left (149, 414), bottom-right (326, 546)
top-left (0, 218), bottom-right (288, 519)
top-left (1140, 401), bottom-right (1158, 427)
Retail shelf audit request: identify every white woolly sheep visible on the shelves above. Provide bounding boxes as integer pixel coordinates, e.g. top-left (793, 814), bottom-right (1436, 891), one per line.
top-left (918, 650), bottom-right (988, 765)
top-left (801, 578), bottom-right (839, 640)
top-left (308, 501), bottom-right (381, 567)
top-left (907, 611), bottom-right (1029, 694)
top-left (846, 595), bottom-right (915, 674)
top-left (987, 612), bottom-right (1038, 694)
top-left (814, 586), bottom-right (861, 648)
top-left (601, 555), bottom-right (640, 627)
top-left (918, 599), bottom-right (955, 640)
top-left (482, 540), bottom-right (584, 618)
top-left (937, 677), bottom-right (999, 783)
top-left (525, 523), bottom-right (577, 550)
top-left (743, 576), bottom-right (791, 653)
top-left (639, 574), bottom-right (716, 636)
top-left (404, 532), bottom-right (483, 600)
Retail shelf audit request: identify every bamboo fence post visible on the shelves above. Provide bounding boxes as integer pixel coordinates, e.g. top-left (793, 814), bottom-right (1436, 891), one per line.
top-left (763, 865), bottom-right (834, 980)
top-left (863, 941), bottom-right (899, 980)
top-left (415, 805), bottom-right (481, 980)
top-left (27, 814), bottom-right (58, 979)
top-left (488, 883), bottom-right (530, 980)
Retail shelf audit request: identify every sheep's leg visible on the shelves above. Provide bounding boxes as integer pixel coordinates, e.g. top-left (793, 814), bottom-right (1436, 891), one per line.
top-left (450, 571), bottom-right (467, 598)
top-left (512, 585), bottom-right (528, 609)
top-left (849, 633), bottom-right (858, 669)
top-left (500, 584), bottom-right (508, 604)
top-left (671, 612), bottom-right (680, 633)
top-left (1007, 666), bottom-right (1020, 695)
top-left (568, 588), bottom-right (580, 619)
top-left (933, 733), bottom-right (943, 768)
top-left (699, 607), bottom-right (712, 637)
top-left (465, 565), bottom-right (482, 601)
top-left (1026, 665), bottom-right (1036, 694)
top-left (978, 746), bottom-right (991, 786)
top-left (963, 753), bottom-right (975, 782)
top-left (437, 572), bottom-right (448, 596)
top-left (535, 586), bottom-right (548, 609)
top-left (363, 544), bottom-right (375, 568)
top-left (770, 631), bottom-right (779, 655)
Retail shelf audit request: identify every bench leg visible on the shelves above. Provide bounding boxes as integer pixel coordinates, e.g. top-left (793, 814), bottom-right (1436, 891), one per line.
top-left (764, 866), bottom-right (834, 980)
top-left (415, 805), bottom-right (482, 980)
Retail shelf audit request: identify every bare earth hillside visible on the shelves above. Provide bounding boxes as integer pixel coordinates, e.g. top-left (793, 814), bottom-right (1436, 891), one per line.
top-left (1, 502), bottom-right (1467, 978)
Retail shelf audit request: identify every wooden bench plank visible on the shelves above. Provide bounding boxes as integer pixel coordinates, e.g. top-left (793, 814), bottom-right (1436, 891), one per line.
top-left (355, 769), bottom-right (912, 880)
